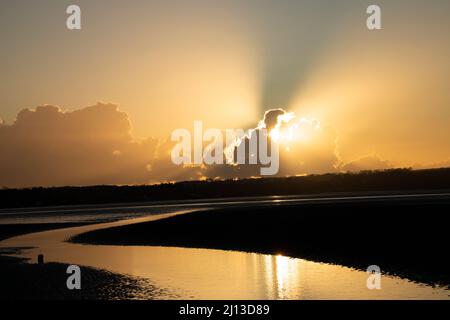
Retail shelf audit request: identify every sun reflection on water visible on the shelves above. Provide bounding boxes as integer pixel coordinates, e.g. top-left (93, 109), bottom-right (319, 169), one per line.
top-left (262, 254), bottom-right (303, 299)
top-left (2, 217), bottom-right (449, 300)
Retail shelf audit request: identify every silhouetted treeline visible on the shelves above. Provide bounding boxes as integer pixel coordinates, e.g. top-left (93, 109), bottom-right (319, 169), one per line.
top-left (1, 168), bottom-right (450, 209)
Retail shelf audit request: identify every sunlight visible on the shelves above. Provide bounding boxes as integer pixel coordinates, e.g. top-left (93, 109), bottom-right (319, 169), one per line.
top-left (275, 255), bottom-right (294, 299)
top-left (269, 113), bottom-right (321, 145)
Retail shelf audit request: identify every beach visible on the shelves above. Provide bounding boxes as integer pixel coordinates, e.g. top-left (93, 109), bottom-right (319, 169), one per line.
top-left (0, 247), bottom-right (165, 300)
top-left (1, 192), bottom-right (449, 299)
top-left (70, 196), bottom-right (450, 288)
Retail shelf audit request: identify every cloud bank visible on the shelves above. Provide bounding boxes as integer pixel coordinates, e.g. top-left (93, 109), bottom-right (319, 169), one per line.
top-left (0, 103), bottom-right (158, 187)
top-left (2, 103), bottom-right (445, 188)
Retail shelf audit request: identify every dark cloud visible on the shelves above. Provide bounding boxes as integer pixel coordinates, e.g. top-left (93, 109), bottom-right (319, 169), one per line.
top-left (262, 108), bottom-right (285, 130)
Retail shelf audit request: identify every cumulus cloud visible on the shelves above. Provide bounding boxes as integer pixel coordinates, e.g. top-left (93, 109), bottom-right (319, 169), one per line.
top-left (146, 138), bottom-right (205, 183)
top-left (202, 108), bottom-right (340, 179)
top-left (340, 155), bottom-right (392, 172)
top-left (0, 105), bottom-right (342, 187)
top-left (0, 103), bottom-right (158, 187)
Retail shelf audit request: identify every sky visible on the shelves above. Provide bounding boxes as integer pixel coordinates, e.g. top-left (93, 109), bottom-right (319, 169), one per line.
top-left (1, 0), bottom-right (450, 187)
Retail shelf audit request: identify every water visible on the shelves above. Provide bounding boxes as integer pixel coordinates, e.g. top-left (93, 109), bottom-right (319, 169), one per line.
top-left (1, 212), bottom-right (448, 300)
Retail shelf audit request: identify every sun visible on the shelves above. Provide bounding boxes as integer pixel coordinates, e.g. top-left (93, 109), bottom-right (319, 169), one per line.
top-left (268, 112), bottom-right (320, 145)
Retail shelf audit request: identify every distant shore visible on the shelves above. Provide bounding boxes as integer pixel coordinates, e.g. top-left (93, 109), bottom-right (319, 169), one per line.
top-left (71, 196), bottom-right (450, 288)
top-left (2, 168), bottom-right (450, 209)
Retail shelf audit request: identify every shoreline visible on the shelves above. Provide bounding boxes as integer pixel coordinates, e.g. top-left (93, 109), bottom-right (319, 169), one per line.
top-left (71, 198), bottom-right (450, 288)
top-left (0, 223), bottom-right (91, 242)
top-left (0, 223), bottom-right (171, 300)
top-left (0, 248), bottom-right (168, 300)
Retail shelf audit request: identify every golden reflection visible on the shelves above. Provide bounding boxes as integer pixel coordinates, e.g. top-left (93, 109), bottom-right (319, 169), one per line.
top-left (275, 255), bottom-right (290, 299)
top-left (2, 218), bottom-right (449, 299)
top-left (263, 254), bottom-right (302, 299)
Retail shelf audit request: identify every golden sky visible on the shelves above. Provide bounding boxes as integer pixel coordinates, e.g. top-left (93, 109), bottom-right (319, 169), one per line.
top-left (1, 1), bottom-right (450, 187)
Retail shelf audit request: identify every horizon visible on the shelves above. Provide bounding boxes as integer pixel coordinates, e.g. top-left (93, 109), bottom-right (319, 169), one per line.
top-left (1, 166), bottom-right (449, 190)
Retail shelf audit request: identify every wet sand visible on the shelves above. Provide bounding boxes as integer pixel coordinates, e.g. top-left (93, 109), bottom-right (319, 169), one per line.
top-left (1, 194), bottom-right (449, 299)
top-left (0, 222), bottom-right (169, 300)
top-left (0, 248), bottom-right (165, 300)
top-left (71, 197), bottom-right (450, 288)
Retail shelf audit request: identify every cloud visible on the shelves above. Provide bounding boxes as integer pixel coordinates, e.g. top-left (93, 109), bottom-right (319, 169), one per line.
top-left (146, 138), bottom-right (205, 183)
top-left (0, 103), bottom-right (158, 187)
top-left (412, 158), bottom-right (450, 170)
top-left (340, 155), bottom-right (392, 172)
top-left (202, 108), bottom-right (340, 179)
top-left (0, 105), bottom-right (344, 187)
top-left (3, 103), bottom-right (446, 188)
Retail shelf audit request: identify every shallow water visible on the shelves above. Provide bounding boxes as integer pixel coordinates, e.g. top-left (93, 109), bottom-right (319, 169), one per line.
top-left (1, 211), bottom-right (448, 300)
